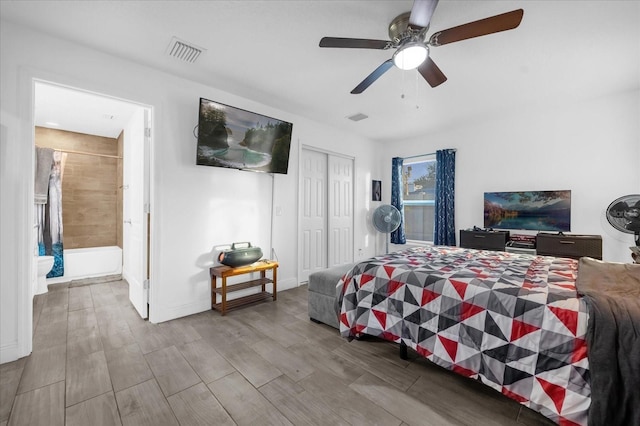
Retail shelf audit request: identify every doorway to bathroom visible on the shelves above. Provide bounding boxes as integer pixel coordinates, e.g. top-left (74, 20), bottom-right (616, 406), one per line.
top-left (33, 81), bottom-right (152, 319)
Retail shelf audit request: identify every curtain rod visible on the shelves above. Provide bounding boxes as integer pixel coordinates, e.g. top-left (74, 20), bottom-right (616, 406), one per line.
top-left (401, 148), bottom-right (456, 160)
top-left (36, 145), bottom-right (122, 159)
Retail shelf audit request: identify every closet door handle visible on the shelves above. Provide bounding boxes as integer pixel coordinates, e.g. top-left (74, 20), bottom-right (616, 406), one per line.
top-left (124, 219), bottom-right (132, 225)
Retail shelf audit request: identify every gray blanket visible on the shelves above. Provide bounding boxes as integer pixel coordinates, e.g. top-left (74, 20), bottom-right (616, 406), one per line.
top-left (576, 257), bottom-right (640, 426)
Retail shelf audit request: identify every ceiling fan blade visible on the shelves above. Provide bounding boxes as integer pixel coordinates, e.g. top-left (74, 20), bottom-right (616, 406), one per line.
top-left (319, 37), bottom-right (389, 49)
top-left (351, 59), bottom-right (394, 94)
top-left (409, 0), bottom-right (439, 29)
top-left (418, 56), bottom-right (447, 87)
top-left (429, 9), bottom-right (523, 46)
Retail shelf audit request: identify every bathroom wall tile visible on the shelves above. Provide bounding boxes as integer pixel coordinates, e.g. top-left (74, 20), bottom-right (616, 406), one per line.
top-left (35, 127), bottom-right (119, 250)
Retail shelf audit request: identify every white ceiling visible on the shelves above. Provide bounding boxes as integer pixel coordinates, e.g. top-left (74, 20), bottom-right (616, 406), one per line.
top-left (34, 82), bottom-right (142, 138)
top-left (3, 1), bottom-right (639, 142)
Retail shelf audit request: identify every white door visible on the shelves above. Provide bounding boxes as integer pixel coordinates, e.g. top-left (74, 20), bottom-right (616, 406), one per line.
top-left (328, 155), bottom-right (353, 268)
top-left (299, 148), bottom-right (354, 282)
top-left (300, 149), bottom-right (327, 282)
top-left (123, 108), bottom-right (150, 318)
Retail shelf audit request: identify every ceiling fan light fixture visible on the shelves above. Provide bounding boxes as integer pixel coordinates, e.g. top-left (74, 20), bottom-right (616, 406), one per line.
top-left (393, 43), bottom-right (428, 70)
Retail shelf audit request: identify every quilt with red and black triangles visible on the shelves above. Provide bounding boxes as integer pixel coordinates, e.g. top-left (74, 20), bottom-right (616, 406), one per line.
top-left (337, 246), bottom-right (590, 426)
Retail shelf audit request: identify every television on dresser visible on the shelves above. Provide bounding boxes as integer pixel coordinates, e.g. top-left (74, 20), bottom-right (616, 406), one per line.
top-left (484, 190), bottom-right (571, 232)
top-left (196, 97), bottom-right (293, 174)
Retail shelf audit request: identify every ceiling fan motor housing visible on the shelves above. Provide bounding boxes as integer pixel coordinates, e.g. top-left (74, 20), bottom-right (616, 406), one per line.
top-left (389, 12), bottom-right (429, 43)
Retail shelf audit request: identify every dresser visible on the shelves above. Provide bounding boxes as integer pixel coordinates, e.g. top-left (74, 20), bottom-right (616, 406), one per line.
top-left (459, 230), bottom-right (510, 251)
top-left (536, 233), bottom-right (602, 260)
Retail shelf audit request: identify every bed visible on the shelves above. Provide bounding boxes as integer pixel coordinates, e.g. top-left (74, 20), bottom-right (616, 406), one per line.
top-left (337, 245), bottom-right (640, 426)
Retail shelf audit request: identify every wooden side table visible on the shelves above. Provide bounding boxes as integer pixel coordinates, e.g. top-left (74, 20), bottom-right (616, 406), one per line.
top-left (209, 261), bottom-right (278, 315)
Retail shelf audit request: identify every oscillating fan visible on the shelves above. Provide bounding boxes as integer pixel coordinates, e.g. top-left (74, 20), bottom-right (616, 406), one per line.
top-left (372, 204), bottom-right (402, 253)
top-left (606, 194), bottom-right (640, 246)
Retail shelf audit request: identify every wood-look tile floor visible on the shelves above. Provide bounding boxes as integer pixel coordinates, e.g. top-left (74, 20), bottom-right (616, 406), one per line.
top-left (0, 280), bottom-right (556, 426)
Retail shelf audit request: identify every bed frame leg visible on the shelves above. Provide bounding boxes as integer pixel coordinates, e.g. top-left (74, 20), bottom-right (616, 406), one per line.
top-left (399, 341), bottom-right (408, 360)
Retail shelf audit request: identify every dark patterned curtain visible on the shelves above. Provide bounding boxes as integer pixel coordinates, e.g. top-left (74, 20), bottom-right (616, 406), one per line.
top-left (434, 149), bottom-right (456, 246)
top-left (390, 157), bottom-right (406, 244)
top-left (38, 150), bottom-right (65, 277)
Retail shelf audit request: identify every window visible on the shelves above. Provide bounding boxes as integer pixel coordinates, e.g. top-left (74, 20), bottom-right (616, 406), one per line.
top-left (402, 155), bottom-right (436, 241)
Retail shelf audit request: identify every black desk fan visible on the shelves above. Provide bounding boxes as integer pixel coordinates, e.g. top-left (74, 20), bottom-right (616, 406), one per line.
top-left (606, 194), bottom-right (640, 262)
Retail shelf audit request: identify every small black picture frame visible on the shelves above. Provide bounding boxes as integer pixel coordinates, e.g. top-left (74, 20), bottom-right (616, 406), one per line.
top-left (372, 180), bottom-right (381, 201)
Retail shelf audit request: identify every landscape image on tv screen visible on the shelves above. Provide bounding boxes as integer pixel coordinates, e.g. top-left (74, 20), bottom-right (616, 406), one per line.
top-left (484, 190), bottom-right (571, 232)
top-left (196, 98), bottom-right (293, 174)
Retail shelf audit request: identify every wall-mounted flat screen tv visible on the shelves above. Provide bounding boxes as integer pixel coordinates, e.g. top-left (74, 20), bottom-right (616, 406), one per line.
top-left (196, 98), bottom-right (293, 174)
top-left (484, 190), bottom-right (571, 232)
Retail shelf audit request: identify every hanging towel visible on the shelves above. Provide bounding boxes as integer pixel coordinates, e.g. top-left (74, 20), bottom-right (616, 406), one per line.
top-left (35, 147), bottom-right (54, 204)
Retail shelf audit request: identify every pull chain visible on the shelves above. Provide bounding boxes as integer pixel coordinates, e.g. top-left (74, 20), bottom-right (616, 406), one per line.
top-left (415, 70), bottom-right (420, 110)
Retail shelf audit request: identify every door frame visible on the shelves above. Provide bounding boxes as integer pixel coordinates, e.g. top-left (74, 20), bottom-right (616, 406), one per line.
top-left (2, 69), bottom-right (155, 363)
top-left (29, 81), bottom-right (154, 315)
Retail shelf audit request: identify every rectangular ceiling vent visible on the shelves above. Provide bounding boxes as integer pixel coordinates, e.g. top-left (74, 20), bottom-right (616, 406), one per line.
top-left (166, 37), bottom-right (205, 63)
top-left (347, 113), bottom-right (369, 122)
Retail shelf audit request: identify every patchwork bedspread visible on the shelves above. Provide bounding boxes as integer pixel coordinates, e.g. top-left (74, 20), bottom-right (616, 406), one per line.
top-left (337, 246), bottom-right (591, 426)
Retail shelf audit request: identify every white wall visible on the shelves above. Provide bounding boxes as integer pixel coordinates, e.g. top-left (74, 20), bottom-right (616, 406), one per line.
top-left (0, 20), bottom-right (381, 363)
top-left (3, 17), bottom-right (636, 364)
top-left (381, 90), bottom-right (640, 263)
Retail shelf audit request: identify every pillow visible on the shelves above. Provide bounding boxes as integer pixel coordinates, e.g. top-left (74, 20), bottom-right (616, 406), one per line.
top-left (576, 257), bottom-right (640, 296)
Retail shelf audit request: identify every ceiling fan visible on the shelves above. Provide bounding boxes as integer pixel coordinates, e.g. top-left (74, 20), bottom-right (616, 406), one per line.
top-left (319, 0), bottom-right (524, 94)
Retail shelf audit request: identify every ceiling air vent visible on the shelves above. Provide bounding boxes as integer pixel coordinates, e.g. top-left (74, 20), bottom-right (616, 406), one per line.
top-left (166, 37), bottom-right (205, 63)
top-left (347, 113), bottom-right (368, 122)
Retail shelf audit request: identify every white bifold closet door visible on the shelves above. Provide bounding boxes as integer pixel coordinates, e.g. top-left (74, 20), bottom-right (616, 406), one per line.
top-left (300, 148), bottom-right (353, 283)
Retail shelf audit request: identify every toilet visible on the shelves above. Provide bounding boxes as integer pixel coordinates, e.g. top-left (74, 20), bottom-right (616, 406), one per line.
top-left (36, 255), bottom-right (54, 295)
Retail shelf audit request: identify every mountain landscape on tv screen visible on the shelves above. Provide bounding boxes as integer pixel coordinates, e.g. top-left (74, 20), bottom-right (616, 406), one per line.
top-left (484, 191), bottom-right (571, 232)
top-left (196, 98), bottom-right (293, 173)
